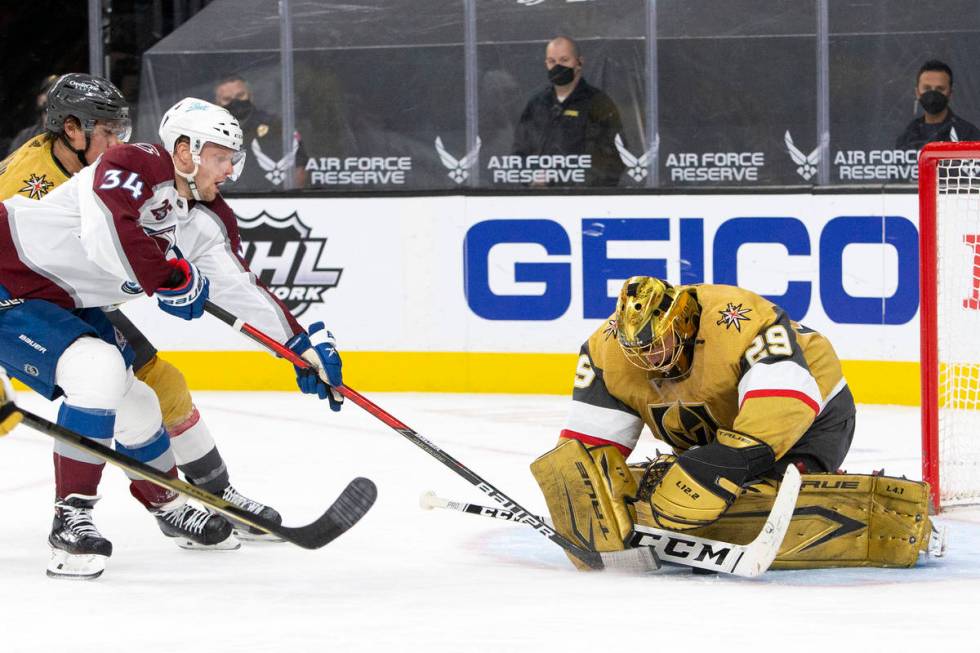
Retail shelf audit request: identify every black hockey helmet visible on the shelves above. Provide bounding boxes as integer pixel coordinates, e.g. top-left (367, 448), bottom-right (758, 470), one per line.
top-left (45, 73), bottom-right (130, 137)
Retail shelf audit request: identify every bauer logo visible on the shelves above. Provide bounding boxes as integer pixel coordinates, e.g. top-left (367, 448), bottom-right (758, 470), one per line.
top-left (238, 211), bottom-right (342, 317)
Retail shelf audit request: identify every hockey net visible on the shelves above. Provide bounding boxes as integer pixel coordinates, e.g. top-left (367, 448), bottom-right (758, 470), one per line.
top-left (920, 142), bottom-right (980, 511)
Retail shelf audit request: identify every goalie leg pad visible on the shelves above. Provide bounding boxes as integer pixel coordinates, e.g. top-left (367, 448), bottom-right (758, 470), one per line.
top-left (530, 439), bottom-right (638, 570)
top-left (632, 469), bottom-right (932, 568)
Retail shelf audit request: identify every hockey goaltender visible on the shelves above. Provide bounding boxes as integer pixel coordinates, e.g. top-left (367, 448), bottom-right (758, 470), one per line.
top-left (532, 276), bottom-right (945, 570)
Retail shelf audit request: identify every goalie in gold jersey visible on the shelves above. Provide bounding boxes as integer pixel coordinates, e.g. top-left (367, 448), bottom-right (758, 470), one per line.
top-left (0, 74), bottom-right (283, 545)
top-left (532, 276), bottom-right (942, 570)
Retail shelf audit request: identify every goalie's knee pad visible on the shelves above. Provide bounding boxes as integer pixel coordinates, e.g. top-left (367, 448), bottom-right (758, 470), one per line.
top-left (531, 438), bottom-right (637, 570)
top-left (55, 336), bottom-right (128, 410)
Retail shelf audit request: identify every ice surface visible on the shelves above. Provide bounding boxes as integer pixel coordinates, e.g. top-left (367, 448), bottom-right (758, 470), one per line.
top-left (0, 392), bottom-right (977, 652)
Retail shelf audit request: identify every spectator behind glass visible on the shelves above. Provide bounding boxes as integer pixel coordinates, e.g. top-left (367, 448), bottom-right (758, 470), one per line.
top-left (214, 74), bottom-right (307, 190)
top-left (6, 74), bottom-right (59, 156)
top-left (512, 36), bottom-right (626, 187)
top-left (896, 60), bottom-right (980, 150)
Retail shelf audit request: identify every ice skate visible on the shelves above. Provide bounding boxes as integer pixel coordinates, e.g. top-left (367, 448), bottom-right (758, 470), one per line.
top-left (221, 485), bottom-right (284, 542)
top-left (153, 497), bottom-right (240, 550)
top-left (47, 494), bottom-right (112, 580)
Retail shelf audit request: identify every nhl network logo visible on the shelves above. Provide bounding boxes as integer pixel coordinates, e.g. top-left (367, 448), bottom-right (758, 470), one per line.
top-left (238, 211), bottom-right (342, 317)
top-left (434, 136), bottom-right (481, 184)
top-left (250, 133), bottom-right (300, 186)
top-left (784, 131), bottom-right (819, 181)
top-left (614, 133), bottom-right (657, 182)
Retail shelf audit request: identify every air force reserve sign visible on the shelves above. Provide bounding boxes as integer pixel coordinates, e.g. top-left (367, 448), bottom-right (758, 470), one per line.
top-left (237, 211), bottom-right (342, 317)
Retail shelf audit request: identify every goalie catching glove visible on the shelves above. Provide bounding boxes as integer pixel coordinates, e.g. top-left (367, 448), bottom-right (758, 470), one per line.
top-left (286, 322), bottom-right (344, 411)
top-left (642, 429), bottom-right (776, 530)
top-left (530, 438), bottom-right (638, 570)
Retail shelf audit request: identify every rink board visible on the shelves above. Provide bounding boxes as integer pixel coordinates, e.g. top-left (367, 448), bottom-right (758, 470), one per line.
top-left (107, 192), bottom-right (939, 404)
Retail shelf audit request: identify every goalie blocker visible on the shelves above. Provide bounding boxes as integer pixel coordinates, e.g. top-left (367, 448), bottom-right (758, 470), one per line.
top-left (531, 438), bottom-right (942, 569)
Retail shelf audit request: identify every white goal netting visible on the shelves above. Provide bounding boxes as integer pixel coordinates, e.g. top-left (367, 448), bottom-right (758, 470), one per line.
top-left (935, 158), bottom-right (980, 507)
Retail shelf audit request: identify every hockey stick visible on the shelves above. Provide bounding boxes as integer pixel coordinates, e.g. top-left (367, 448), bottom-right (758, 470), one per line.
top-left (203, 301), bottom-right (640, 571)
top-left (419, 464), bottom-right (802, 578)
top-left (0, 402), bottom-right (376, 550)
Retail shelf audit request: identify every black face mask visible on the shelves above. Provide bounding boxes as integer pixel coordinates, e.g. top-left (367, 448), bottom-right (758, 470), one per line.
top-left (919, 90), bottom-right (949, 115)
top-left (548, 64), bottom-right (576, 87)
top-left (223, 98), bottom-right (254, 122)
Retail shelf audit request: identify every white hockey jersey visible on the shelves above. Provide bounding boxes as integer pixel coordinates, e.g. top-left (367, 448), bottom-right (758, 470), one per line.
top-left (0, 142), bottom-right (302, 343)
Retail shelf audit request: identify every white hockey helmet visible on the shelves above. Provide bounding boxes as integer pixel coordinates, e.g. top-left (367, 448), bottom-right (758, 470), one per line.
top-left (158, 97), bottom-right (246, 184)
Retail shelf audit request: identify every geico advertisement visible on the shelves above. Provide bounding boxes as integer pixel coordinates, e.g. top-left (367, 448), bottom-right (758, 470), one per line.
top-left (118, 194), bottom-right (922, 362)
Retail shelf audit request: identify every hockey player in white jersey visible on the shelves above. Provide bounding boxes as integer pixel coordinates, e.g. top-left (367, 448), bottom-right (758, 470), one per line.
top-left (0, 98), bottom-right (344, 578)
top-left (0, 74), bottom-right (287, 543)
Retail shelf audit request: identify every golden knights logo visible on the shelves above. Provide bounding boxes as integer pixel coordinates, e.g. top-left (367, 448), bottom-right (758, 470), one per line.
top-left (238, 211), bottom-right (342, 317)
top-left (647, 401), bottom-right (720, 451)
top-left (716, 302), bottom-right (752, 331)
top-left (20, 173), bottom-right (55, 199)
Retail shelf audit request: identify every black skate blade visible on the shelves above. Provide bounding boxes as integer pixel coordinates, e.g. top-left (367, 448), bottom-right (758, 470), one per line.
top-left (274, 477), bottom-right (378, 550)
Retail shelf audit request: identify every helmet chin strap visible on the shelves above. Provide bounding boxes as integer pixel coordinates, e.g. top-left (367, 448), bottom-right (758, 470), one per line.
top-left (174, 153), bottom-right (203, 201)
top-left (59, 131), bottom-right (90, 168)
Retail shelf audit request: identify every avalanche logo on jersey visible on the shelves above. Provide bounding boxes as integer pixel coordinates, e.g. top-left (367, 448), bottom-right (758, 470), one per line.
top-left (647, 401), bottom-right (719, 451)
top-left (150, 199), bottom-right (173, 221)
top-left (20, 173), bottom-right (55, 199)
top-left (238, 210), bottom-right (342, 317)
top-left (716, 303), bottom-right (752, 331)
top-left (143, 224), bottom-right (177, 256)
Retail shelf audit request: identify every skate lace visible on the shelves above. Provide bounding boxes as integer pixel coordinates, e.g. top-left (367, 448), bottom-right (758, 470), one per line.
top-left (161, 504), bottom-right (211, 535)
top-left (223, 486), bottom-right (264, 515)
top-left (60, 504), bottom-right (102, 539)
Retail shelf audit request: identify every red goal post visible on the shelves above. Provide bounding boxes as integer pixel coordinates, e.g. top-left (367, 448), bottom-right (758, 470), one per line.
top-left (919, 141), bottom-right (980, 512)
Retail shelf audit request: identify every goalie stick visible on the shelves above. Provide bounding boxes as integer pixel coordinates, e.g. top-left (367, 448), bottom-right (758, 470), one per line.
top-left (419, 464), bottom-right (801, 578)
top-left (0, 402), bottom-right (376, 550)
top-left (203, 301), bottom-right (647, 571)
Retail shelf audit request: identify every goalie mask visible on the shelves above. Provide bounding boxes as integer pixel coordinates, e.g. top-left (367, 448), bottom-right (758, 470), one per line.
top-left (158, 98), bottom-right (246, 199)
top-left (614, 277), bottom-right (700, 375)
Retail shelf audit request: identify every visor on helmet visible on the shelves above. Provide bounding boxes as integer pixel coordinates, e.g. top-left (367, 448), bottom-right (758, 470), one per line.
top-left (102, 117), bottom-right (132, 143)
top-left (230, 149), bottom-right (246, 181)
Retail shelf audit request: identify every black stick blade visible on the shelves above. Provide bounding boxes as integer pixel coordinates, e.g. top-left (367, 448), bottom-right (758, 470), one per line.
top-left (277, 477), bottom-right (378, 550)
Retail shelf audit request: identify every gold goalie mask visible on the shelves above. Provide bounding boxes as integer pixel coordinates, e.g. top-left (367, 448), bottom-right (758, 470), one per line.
top-left (615, 277), bottom-right (700, 376)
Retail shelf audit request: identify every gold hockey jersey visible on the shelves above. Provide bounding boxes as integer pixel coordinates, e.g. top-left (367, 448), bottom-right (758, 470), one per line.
top-left (562, 284), bottom-right (853, 462)
top-left (0, 133), bottom-right (71, 201)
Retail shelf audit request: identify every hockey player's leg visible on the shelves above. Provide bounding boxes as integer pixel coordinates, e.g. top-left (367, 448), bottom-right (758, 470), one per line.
top-left (136, 354), bottom-right (282, 541)
top-left (48, 336), bottom-right (128, 579)
top-left (114, 375), bottom-right (239, 550)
